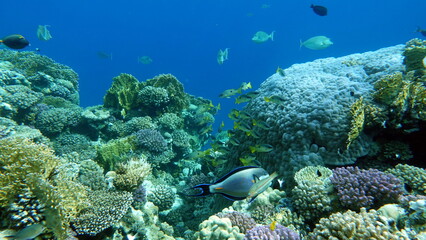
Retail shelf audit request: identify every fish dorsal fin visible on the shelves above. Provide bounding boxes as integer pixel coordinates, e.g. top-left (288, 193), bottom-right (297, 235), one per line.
top-left (253, 174), bottom-right (260, 182)
top-left (213, 166), bottom-right (259, 184)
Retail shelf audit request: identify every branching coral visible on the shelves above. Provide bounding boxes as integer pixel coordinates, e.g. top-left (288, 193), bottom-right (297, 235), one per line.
top-left (245, 224), bottom-right (300, 240)
top-left (216, 211), bottom-right (256, 234)
top-left (0, 137), bottom-right (88, 239)
top-left (113, 157), bottom-right (152, 191)
top-left (134, 129), bottom-right (168, 153)
top-left (148, 185), bottom-right (176, 212)
top-left (331, 167), bottom-right (403, 210)
top-left (307, 208), bottom-right (410, 239)
top-left (386, 164), bottom-right (426, 194)
top-left (96, 137), bottom-right (135, 171)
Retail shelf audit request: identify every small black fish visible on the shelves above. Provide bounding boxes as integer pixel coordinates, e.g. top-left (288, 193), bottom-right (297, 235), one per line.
top-left (416, 26), bottom-right (426, 37)
top-left (316, 170), bottom-right (322, 177)
top-left (311, 4), bottom-right (328, 16)
top-left (0, 34), bottom-right (30, 49)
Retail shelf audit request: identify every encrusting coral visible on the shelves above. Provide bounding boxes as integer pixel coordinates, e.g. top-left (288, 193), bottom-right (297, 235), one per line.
top-left (386, 164), bottom-right (426, 194)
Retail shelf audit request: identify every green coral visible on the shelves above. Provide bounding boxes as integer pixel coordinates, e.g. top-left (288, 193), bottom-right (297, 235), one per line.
top-left (403, 38), bottom-right (426, 72)
top-left (96, 137), bottom-right (135, 171)
top-left (103, 73), bottom-right (141, 115)
top-left (158, 113), bottom-right (184, 131)
top-left (346, 97), bottom-right (365, 149)
top-left (143, 74), bottom-right (189, 114)
top-left (35, 107), bottom-right (82, 136)
top-left (0, 137), bottom-right (88, 240)
top-left (386, 164), bottom-right (426, 194)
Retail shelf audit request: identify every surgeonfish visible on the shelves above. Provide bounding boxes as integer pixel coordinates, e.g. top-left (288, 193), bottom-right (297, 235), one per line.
top-left (217, 48), bottom-right (229, 64)
top-left (246, 171), bottom-right (278, 202)
top-left (252, 31), bottom-right (275, 43)
top-left (189, 166), bottom-right (269, 201)
top-left (37, 25), bottom-right (52, 41)
top-left (311, 4), bottom-right (328, 16)
top-left (300, 36), bottom-right (333, 50)
top-left (0, 34), bottom-right (30, 49)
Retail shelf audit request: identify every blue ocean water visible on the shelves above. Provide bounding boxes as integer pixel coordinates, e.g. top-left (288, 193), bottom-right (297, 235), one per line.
top-left (2, 0), bottom-right (425, 125)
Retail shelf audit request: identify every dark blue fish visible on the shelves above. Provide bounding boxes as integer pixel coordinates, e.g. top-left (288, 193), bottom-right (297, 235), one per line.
top-left (416, 26), bottom-right (426, 37)
top-left (0, 34), bottom-right (30, 49)
top-left (189, 166), bottom-right (268, 201)
top-left (311, 4), bottom-right (328, 16)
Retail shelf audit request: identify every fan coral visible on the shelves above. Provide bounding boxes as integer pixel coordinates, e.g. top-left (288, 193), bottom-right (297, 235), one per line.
top-left (148, 185), bottom-right (176, 211)
top-left (103, 73), bottom-right (141, 114)
top-left (307, 208), bottom-right (410, 239)
top-left (134, 129), bottom-right (168, 153)
top-left (72, 190), bottom-right (133, 236)
top-left (244, 224), bottom-right (300, 240)
top-left (216, 211), bottom-right (256, 234)
top-left (331, 166), bottom-right (403, 210)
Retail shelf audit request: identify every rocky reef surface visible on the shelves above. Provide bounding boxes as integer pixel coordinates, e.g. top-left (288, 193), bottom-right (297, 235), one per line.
top-left (0, 39), bottom-right (425, 240)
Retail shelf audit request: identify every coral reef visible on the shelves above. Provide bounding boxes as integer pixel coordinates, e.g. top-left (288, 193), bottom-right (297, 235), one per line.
top-left (331, 167), bottom-right (403, 210)
top-left (195, 215), bottom-right (244, 240)
top-left (134, 129), bottom-right (168, 153)
top-left (216, 211), bottom-right (256, 234)
top-left (148, 185), bottom-right (176, 211)
top-left (77, 160), bottom-right (107, 191)
top-left (103, 73), bottom-right (141, 115)
top-left (72, 190), bottom-right (133, 236)
top-left (307, 208), bottom-right (410, 239)
top-left (35, 107), bottom-right (82, 136)
top-left (403, 38), bottom-right (426, 72)
top-left (244, 224), bottom-right (300, 240)
top-left (112, 157), bottom-right (151, 191)
top-left (386, 164), bottom-right (426, 194)
top-left (346, 97), bottom-right (365, 149)
top-left (96, 137), bottom-right (135, 171)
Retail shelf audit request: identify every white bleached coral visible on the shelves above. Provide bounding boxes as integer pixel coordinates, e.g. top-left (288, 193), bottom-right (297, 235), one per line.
top-left (195, 215), bottom-right (244, 240)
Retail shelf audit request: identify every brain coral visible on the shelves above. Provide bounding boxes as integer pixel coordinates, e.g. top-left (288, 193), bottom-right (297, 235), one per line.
top-left (331, 166), bottom-right (403, 210)
top-left (228, 45), bottom-right (404, 184)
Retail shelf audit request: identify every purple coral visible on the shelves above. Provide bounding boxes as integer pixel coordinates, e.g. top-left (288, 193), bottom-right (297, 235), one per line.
top-left (133, 183), bottom-right (147, 204)
top-left (244, 224), bottom-right (300, 240)
top-left (134, 129), bottom-right (168, 153)
top-left (216, 211), bottom-right (256, 234)
top-left (331, 167), bottom-right (403, 210)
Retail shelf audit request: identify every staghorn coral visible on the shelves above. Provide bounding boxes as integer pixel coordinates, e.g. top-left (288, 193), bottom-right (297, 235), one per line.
top-left (134, 129), bottom-right (168, 153)
top-left (331, 166), bottom-right (403, 210)
top-left (72, 190), bottom-right (133, 236)
top-left (103, 73), bottom-right (141, 114)
top-left (148, 185), bottom-right (176, 212)
top-left (244, 224), bottom-right (300, 240)
top-left (112, 156), bottom-right (152, 191)
top-left (195, 215), bottom-right (244, 240)
top-left (386, 164), bottom-right (426, 194)
top-left (346, 97), bottom-right (365, 149)
top-left (216, 211), bottom-right (256, 234)
top-left (143, 74), bottom-right (189, 114)
top-left (0, 137), bottom-right (88, 239)
top-left (307, 208), bottom-right (410, 239)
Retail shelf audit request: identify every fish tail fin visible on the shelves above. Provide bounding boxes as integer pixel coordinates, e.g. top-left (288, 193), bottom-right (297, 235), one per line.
top-left (264, 96), bottom-right (270, 102)
top-left (270, 31), bottom-right (275, 41)
top-left (249, 146), bottom-right (256, 153)
top-left (189, 184), bottom-right (212, 197)
top-left (310, 4), bottom-right (314, 8)
top-left (299, 39), bottom-right (303, 49)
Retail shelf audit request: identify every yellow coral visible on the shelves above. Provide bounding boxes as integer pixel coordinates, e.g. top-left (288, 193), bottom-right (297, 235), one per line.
top-left (113, 156), bottom-right (152, 191)
top-left (346, 97), bottom-right (365, 149)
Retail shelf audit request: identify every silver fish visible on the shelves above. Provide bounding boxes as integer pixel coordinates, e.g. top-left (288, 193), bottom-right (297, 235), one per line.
top-left (246, 172), bottom-right (278, 202)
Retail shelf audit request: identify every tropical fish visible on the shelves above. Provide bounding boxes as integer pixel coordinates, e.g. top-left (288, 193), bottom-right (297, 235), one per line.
top-left (218, 121), bottom-right (225, 133)
top-left (311, 4), bottom-right (328, 16)
top-left (246, 172), bottom-right (278, 202)
top-left (138, 56), bottom-right (153, 64)
top-left (423, 56), bottom-right (426, 68)
top-left (264, 95), bottom-right (285, 104)
top-left (97, 51), bottom-right (113, 60)
top-left (186, 149), bottom-right (211, 159)
top-left (0, 34), bottom-right (30, 49)
top-left (234, 121), bottom-right (252, 132)
top-left (249, 144), bottom-right (273, 153)
top-left (240, 82), bottom-right (252, 91)
top-left (219, 88), bottom-right (241, 98)
top-left (239, 154), bottom-right (256, 166)
top-left (276, 66), bottom-right (285, 76)
top-left (235, 93), bottom-right (253, 104)
top-left (416, 26), bottom-right (426, 36)
top-left (270, 221), bottom-right (277, 231)
top-left (3, 223), bottom-right (45, 240)
top-left (189, 166), bottom-right (269, 201)
top-left (261, 4), bottom-right (271, 9)
top-left (217, 48), bottom-right (229, 64)
top-left (228, 109), bottom-right (241, 120)
top-left (229, 137), bottom-right (241, 146)
top-left (300, 36), bottom-right (333, 50)
top-left (199, 125), bottom-right (213, 135)
top-left (252, 31), bottom-right (275, 43)
top-left (238, 111), bottom-right (253, 119)
top-left (37, 25), bottom-right (52, 41)
top-left (252, 119), bottom-right (272, 130)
